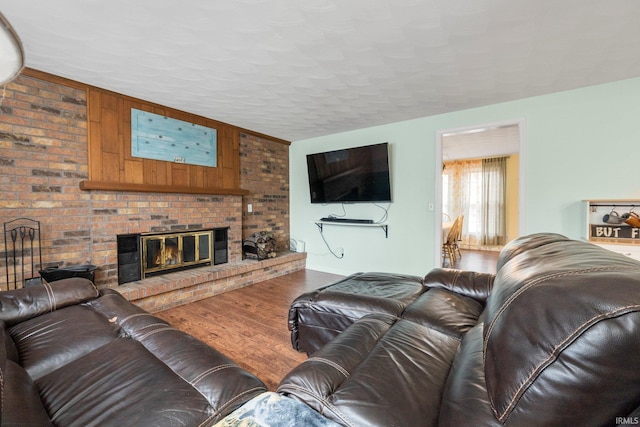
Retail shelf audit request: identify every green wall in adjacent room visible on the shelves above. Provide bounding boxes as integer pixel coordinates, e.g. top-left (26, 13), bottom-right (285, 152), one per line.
top-left (290, 77), bottom-right (640, 276)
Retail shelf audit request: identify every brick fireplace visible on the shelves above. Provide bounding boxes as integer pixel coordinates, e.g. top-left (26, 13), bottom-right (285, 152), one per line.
top-left (0, 71), bottom-right (300, 304)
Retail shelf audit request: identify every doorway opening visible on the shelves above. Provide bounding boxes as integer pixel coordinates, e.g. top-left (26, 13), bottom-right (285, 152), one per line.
top-left (435, 119), bottom-right (526, 268)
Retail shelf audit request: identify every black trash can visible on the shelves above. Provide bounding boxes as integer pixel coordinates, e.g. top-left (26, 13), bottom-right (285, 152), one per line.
top-left (39, 264), bottom-right (97, 283)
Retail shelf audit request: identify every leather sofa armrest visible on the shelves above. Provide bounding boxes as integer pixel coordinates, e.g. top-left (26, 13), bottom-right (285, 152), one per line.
top-left (2, 360), bottom-right (53, 426)
top-left (423, 268), bottom-right (494, 302)
top-left (0, 278), bottom-right (99, 326)
top-left (99, 288), bottom-right (120, 296)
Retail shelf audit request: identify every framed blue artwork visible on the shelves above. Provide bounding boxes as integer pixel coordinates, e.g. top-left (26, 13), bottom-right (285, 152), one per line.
top-left (131, 109), bottom-right (217, 167)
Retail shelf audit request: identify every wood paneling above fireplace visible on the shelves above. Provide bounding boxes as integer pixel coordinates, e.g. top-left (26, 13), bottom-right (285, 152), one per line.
top-left (83, 87), bottom-right (247, 195)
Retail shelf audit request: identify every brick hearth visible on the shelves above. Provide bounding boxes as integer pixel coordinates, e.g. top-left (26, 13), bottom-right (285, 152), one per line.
top-left (118, 251), bottom-right (306, 313)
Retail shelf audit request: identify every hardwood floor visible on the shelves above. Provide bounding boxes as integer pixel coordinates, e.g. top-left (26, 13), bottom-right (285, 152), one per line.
top-left (155, 269), bottom-right (343, 391)
top-left (444, 249), bottom-right (500, 274)
top-left (156, 254), bottom-right (499, 391)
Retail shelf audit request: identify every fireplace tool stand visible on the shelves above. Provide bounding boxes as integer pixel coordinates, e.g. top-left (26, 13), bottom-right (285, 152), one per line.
top-left (3, 218), bottom-right (42, 290)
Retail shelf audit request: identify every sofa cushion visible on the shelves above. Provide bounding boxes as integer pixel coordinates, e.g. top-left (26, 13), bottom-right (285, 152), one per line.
top-left (9, 304), bottom-right (122, 380)
top-left (279, 313), bottom-right (461, 427)
top-left (138, 326), bottom-right (268, 416)
top-left (402, 287), bottom-right (484, 338)
top-left (37, 338), bottom-right (219, 427)
top-left (37, 333), bottom-right (266, 427)
top-left (87, 290), bottom-right (171, 339)
top-left (483, 237), bottom-right (640, 425)
top-left (87, 289), bottom-right (267, 413)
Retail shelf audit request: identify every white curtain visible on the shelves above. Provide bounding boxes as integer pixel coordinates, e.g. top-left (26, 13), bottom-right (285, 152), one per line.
top-left (443, 157), bottom-right (507, 249)
top-left (481, 157), bottom-right (506, 246)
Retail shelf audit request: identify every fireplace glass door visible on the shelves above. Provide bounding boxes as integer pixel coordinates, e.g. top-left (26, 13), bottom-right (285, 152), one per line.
top-left (141, 230), bottom-right (212, 277)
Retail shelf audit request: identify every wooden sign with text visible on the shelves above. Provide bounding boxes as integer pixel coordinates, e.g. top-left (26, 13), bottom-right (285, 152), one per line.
top-left (590, 225), bottom-right (640, 240)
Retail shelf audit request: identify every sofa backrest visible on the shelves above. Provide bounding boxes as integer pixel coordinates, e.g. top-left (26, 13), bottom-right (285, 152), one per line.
top-left (483, 234), bottom-right (640, 425)
top-left (0, 278), bottom-right (99, 326)
top-left (495, 232), bottom-right (569, 271)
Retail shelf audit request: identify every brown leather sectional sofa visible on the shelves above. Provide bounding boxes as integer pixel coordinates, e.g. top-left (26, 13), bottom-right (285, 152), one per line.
top-left (282, 233), bottom-right (640, 426)
top-left (0, 279), bottom-right (267, 426)
top-left (2, 232), bottom-right (640, 426)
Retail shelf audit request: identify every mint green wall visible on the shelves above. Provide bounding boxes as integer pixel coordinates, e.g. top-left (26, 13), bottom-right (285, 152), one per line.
top-left (290, 77), bottom-right (640, 276)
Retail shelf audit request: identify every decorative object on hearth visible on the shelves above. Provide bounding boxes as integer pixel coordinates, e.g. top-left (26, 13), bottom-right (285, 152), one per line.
top-left (243, 231), bottom-right (277, 260)
top-left (289, 238), bottom-right (305, 253)
top-left (0, 11), bottom-right (24, 85)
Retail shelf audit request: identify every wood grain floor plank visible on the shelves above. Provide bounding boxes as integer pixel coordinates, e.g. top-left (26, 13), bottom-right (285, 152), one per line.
top-left (156, 269), bottom-right (343, 390)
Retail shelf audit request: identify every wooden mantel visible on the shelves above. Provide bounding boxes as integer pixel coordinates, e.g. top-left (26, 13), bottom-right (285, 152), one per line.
top-left (79, 181), bottom-right (250, 195)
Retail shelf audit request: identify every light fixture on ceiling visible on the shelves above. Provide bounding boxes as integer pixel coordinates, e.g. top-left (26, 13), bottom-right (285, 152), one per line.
top-left (0, 12), bottom-right (24, 85)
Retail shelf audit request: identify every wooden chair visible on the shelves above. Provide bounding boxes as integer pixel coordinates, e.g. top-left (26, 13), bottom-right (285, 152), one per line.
top-left (452, 215), bottom-right (464, 260)
top-left (442, 215), bottom-right (462, 267)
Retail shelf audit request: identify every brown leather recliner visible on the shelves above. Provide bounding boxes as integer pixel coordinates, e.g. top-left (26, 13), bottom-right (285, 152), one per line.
top-left (280, 233), bottom-right (640, 426)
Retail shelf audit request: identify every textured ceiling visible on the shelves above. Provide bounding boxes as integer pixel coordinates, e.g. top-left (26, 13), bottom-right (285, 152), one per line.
top-left (3, 0), bottom-right (640, 142)
top-left (443, 124), bottom-right (520, 162)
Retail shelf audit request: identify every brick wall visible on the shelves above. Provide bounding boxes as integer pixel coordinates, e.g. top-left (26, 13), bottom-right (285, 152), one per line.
top-left (0, 73), bottom-right (291, 291)
top-left (240, 134), bottom-right (290, 250)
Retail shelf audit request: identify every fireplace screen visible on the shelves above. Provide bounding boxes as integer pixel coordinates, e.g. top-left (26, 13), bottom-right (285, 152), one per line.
top-left (141, 230), bottom-right (212, 277)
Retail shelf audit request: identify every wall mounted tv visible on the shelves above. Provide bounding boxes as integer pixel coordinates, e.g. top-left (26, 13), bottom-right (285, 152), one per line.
top-left (306, 142), bottom-right (391, 204)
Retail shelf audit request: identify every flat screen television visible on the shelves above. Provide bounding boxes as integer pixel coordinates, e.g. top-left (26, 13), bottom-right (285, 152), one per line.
top-left (306, 142), bottom-right (391, 204)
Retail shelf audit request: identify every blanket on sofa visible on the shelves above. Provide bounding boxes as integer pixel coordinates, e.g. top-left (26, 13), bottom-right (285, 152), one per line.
top-left (214, 392), bottom-right (340, 427)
